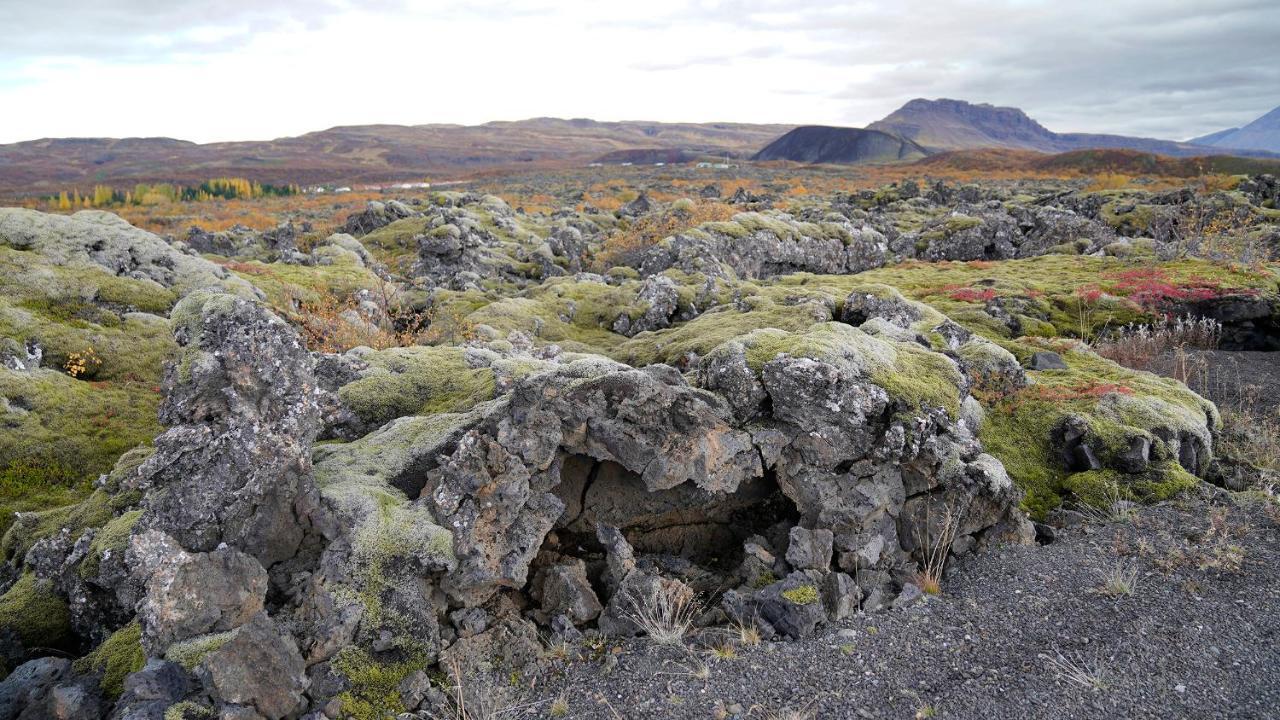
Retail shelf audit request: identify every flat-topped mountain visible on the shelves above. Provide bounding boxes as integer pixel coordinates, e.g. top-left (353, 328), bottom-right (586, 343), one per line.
top-left (867, 98), bottom-right (1060, 152)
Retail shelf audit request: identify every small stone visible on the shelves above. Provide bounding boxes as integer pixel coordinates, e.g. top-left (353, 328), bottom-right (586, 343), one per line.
top-left (1027, 351), bottom-right (1068, 370)
top-left (1175, 684), bottom-right (1186, 693)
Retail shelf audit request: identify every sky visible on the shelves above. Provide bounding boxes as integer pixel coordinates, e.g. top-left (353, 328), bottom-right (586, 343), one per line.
top-left (1, 0), bottom-right (1277, 144)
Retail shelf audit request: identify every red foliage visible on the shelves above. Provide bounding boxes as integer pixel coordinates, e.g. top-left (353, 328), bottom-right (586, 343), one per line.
top-left (938, 284), bottom-right (998, 303)
top-left (1101, 268), bottom-right (1257, 309)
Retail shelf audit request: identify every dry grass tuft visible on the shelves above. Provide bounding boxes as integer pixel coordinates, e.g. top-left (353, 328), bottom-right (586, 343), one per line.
top-left (1098, 559), bottom-right (1140, 597)
top-left (624, 581), bottom-right (701, 646)
top-left (914, 505), bottom-right (959, 595)
top-left (1040, 650), bottom-right (1109, 691)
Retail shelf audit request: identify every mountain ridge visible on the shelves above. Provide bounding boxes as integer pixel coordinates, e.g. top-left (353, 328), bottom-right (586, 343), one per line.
top-left (1190, 105), bottom-right (1280, 153)
top-left (757, 98), bottom-right (1279, 165)
top-left (0, 119), bottom-right (794, 196)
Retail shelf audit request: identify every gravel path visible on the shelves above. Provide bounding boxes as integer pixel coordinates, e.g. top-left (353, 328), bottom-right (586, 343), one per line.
top-left (532, 490), bottom-right (1280, 719)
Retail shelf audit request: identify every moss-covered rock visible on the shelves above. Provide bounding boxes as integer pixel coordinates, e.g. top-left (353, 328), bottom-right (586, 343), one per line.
top-left (0, 572), bottom-right (73, 650)
top-left (336, 346), bottom-right (498, 428)
top-left (71, 619), bottom-right (145, 698)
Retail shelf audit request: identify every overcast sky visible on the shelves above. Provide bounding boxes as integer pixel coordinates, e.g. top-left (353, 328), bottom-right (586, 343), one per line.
top-left (1, 0), bottom-right (1277, 144)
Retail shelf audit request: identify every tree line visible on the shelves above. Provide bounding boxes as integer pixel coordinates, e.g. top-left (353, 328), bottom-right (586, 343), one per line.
top-left (49, 178), bottom-right (299, 210)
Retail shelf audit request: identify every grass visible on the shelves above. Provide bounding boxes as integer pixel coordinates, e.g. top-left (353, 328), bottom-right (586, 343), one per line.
top-left (1040, 650), bottom-right (1109, 691)
top-left (623, 581), bottom-right (701, 646)
top-left (914, 505), bottom-right (959, 595)
top-left (1098, 559), bottom-right (1140, 597)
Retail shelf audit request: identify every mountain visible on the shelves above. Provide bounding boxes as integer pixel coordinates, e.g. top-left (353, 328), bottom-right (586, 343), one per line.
top-left (864, 98), bottom-right (1276, 158)
top-left (752, 126), bottom-right (927, 164)
top-left (867, 98), bottom-right (1059, 152)
top-left (0, 119), bottom-right (794, 196)
top-left (1190, 106), bottom-right (1280, 153)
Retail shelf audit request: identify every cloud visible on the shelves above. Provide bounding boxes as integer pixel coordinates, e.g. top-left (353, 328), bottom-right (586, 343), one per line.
top-left (0, 0), bottom-right (1276, 143)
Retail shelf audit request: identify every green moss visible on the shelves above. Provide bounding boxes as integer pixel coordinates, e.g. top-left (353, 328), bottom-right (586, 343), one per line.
top-left (226, 259), bottom-right (383, 310)
top-left (979, 344), bottom-right (1219, 518)
top-left (0, 573), bottom-right (73, 650)
top-left (72, 620), bottom-right (144, 698)
top-left (978, 399), bottom-right (1065, 517)
top-left (332, 646), bottom-right (431, 720)
top-left (1064, 461), bottom-right (1198, 507)
top-left (337, 346), bottom-right (498, 427)
top-left (163, 701), bottom-right (213, 720)
top-left (750, 571), bottom-right (778, 589)
top-left (870, 341), bottom-right (963, 417)
top-left (1, 489), bottom-right (114, 563)
top-left (79, 510), bottom-right (142, 579)
top-left (781, 585), bottom-right (819, 605)
top-left (164, 630), bottom-right (234, 670)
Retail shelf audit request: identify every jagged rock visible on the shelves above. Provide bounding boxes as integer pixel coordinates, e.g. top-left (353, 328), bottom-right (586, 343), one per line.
top-left (785, 527), bottom-right (834, 571)
top-left (194, 613), bottom-right (307, 720)
top-left (0, 657), bottom-right (70, 720)
top-left (920, 206), bottom-right (1020, 261)
top-left (108, 660), bottom-right (191, 720)
top-left (617, 192), bottom-right (653, 217)
top-left (840, 286), bottom-right (922, 328)
top-left (127, 292), bottom-right (321, 568)
top-left (612, 275), bottom-right (679, 336)
top-left (635, 212), bottom-right (887, 279)
top-left (130, 532), bottom-right (267, 652)
top-left (531, 560), bottom-right (602, 626)
top-left (339, 200), bottom-right (417, 236)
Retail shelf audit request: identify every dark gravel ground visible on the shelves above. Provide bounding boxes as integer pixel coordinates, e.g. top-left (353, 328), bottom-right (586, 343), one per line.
top-left (529, 489), bottom-right (1280, 719)
top-left (1185, 350), bottom-right (1280, 415)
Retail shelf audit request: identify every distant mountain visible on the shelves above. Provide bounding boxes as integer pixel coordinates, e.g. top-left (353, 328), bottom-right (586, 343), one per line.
top-left (1190, 106), bottom-right (1280, 153)
top-left (752, 126), bottom-right (928, 164)
top-left (0, 119), bottom-right (794, 196)
top-left (865, 98), bottom-right (1271, 158)
top-left (867, 99), bottom-right (1058, 152)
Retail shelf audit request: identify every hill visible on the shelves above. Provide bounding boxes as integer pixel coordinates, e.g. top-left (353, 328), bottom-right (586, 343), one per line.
top-left (751, 126), bottom-right (928, 164)
top-left (1191, 105), bottom-right (1280, 153)
top-left (913, 147), bottom-right (1280, 176)
top-left (0, 119), bottom-right (793, 197)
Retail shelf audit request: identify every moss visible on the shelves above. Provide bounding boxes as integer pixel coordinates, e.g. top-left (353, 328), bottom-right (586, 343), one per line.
top-left (164, 630), bottom-right (234, 670)
top-left (0, 572), bottom-right (73, 650)
top-left (226, 259), bottom-right (383, 310)
top-left (979, 345), bottom-right (1219, 518)
top-left (1, 489), bottom-right (114, 563)
top-left (1064, 461), bottom-right (1198, 507)
top-left (978, 399), bottom-right (1065, 517)
top-left (163, 701), bottom-right (213, 720)
top-left (315, 412), bottom-right (467, 649)
top-left (871, 341), bottom-right (964, 417)
top-left (72, 619), bottom-right (144, 698)
top-left (332, 646), bottom-right (431, 720)
top-left (781, 585), bottom-right (819, 605)
top-left (337, 346), bottom-right (498, 427)
top-left (79, 510), bottom-right (142, 579)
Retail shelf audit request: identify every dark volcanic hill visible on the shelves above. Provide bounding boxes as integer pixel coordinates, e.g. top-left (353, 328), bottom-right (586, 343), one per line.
top-left (1190, 105), bottom-right (1280, 153)
top-left (0, 119), bottom-right (793, 196)
top-left (752, 126), bottom-right (928, 164)
top-left (865, 98), bottom-right (1276, 158)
